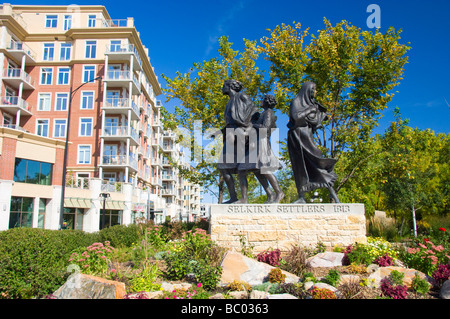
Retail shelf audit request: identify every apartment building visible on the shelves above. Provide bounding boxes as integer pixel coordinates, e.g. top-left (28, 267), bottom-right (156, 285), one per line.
top-left (0, 4), bottom-right (200, 231)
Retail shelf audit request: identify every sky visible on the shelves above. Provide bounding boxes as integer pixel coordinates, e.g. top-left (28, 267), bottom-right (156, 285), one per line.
top-left (12, 0), bottom-right (449, 134)
top-left (10, 0), bottom-right (450, 201)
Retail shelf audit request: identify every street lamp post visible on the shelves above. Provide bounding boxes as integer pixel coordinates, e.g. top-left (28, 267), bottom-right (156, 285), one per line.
top-left (59, 76), bottom-right (102, 230)
top-left (99, 192), bottom-right (111, 230)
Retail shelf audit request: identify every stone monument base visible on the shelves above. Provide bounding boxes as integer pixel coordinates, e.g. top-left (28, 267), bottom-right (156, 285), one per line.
top-left (209, 203), bottom-right (366, 253)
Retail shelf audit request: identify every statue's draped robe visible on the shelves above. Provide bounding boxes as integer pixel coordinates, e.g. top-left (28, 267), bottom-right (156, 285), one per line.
top-left (218, 92), bottom-right (258, 172)
top-left (252, 108), bottom-right (280, 174)
top-left (287, 82), bottom-right (338, 193)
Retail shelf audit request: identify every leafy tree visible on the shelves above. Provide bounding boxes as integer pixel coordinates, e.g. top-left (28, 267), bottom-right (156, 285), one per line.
top-left (162, 36), bottom-right (272, 202)
top-left (259, 19), bottom-right (410, 195)
top-left (162, 19), bottom-right (410, 203)
top-left (379, 108), bottom-right (449, 234)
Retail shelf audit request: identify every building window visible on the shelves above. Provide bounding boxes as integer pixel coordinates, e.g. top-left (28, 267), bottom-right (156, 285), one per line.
top-left (55, 93), bottom-right (68, 111)
top-left (62, 207), bottom-right (84, 230)
top-left (63, 15), bottom-right (72, 31)
top-left (38, 93), bottom-right (51, 111)
top-left (100, 210), bottom-right (123, 229)
top-left (37, 198), bottom-right (46, 229)
top-left (13, 158), bottom-right (52, 185)
top-left (60, 43), bottom-right (71, 61)
top-left (85, 41), bottom-right (97, 58)
top-left (57, 67), bottom-right (70, 85)
top-left (36, 119), bottom-right (49, 137)
top-left (9, 197), bottom-right (33, 228)
top-left (43, 43), bottom-right (54, 61)
top-left (88, 15), bottom-right (96, 27)
top-left (83, 65), bottom-right (96, 82)
top-left (81, 91), bottom-right (94, 109)
top-left (40, 67), bottom-right (53, 85)
top-left (45, 15), bottom-right (58, 28)
top-left (54, 119), bottom-right (67, 138)
top-left (79, 118), bottom-right (93, 136)
top-left (78, 145), bottom-right (91, 164)
top-left (109, 40), bottom-right (121, 52)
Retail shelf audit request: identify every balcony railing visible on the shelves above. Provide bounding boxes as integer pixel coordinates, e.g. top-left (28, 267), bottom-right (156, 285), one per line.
top-left (105, 44), bottom-right (142, 67)
top-left (104, 97), bottom-right (139, 116)
top-left (161, 188), bottom-right (176, 196)
top-left (101, 180), bottom-right (123, 193)
top-left (102, 125), bottom-right (139, 143)
top-left (7, 39), bottom-right (37, 60)
top-left (162, 174), bottom-right (175, 180)
top-left (103, 125), bottom-right (128, 137)
top-left (66, 177), bottom-right (90, 190)
top-left (99, 19), bottom-right (130, 28)
top-left (0, 96), bottom-right (32, 114)
top-left (1, 123), bottom-right (27, 132)
top-left (102, 154), bottom-right (138, 170)
top-left (3, 68), bottom-right (35, 87)
top-left (105, 70), bottom-right (140, 88)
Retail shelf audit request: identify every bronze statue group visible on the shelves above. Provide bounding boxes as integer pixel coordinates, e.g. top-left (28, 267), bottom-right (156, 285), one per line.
top-left (218, 79), bottom-right (340, 204)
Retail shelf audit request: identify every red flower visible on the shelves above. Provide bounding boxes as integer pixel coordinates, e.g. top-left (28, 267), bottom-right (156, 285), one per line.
top-left (439, 227), bottom-right (446, 232)
top-left (424, 238), bottom-right (431, 243)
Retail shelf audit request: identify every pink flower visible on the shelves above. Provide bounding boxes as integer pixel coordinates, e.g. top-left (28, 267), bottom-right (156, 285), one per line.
top-left (100, 256), bottom-right (106, 259)
top-left (434, 245), bottom-right (445, 252)
top-left (111, 269), bottom-right (117, 273)
top-left (429, 256), bottom-right (438, 264)
top-left (197, 283), bottom-right (202, 288)
top-left (84, 265), bottom-right (89, 268)
top-left (418, 243), bottom-right (427, 249)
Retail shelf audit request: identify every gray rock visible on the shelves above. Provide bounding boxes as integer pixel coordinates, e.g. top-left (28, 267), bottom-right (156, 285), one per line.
top-left (229, 290), bottom-right (249, 299)
top-left (53, 272), bottom-right (126, 299)
top-left (440, 280), bottom-right (450, 299)
top-left (160, 281), bottom-right (191, 292)
top-left (304, 281), bottom-right (315, 291)
top-left (366, 264), bottom-right (379, 273)
top-left (367, 266), bottom-right (430, 288)
top-left (306, 252), bottom-right (344, 268)
top-left (220, 251), bottom-right (300, 286)
top-left (209, 293), bottom-right (225, 299)
top-left (249, 290), bottom-right (269, 299)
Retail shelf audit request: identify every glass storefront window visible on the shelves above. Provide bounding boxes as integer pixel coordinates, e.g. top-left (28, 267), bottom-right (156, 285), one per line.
top-left (100, 209), bottom-right (122, 229)
top-left (13, 158), bottom-right (52, 185)
top-left (9, 197), bottom-right (33, 228)
top-left (62, 207), bottom-right (84, 230)
top-left (38, 198), bottom-right (46, 229)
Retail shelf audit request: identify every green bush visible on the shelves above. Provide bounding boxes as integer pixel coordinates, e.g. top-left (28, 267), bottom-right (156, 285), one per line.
top-left (99, 224), bottom-right (140, 248)
top-left (0, 228), bottom-right (99, 299)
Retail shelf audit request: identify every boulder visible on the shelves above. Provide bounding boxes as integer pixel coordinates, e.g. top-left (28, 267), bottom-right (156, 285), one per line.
top-left (440, 280), bottom-right (450, 299)
top-left (249, 290), bottom-right (269, 299)
top-left (160, 281), bottom-right (192, 292)
top-left (367, 266), bottom-right (430, 288)
top-left (220, 250), bottom-right (299, 286)
top-left (306, 252), bottom-right (344, 268)
top-left (53, 272), bottom-right (126, 299)
top-left (229, 290), bottom-right (249, 299)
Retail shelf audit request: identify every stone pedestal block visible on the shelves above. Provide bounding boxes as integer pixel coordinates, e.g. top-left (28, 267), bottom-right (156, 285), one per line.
top-left (209, 203), bottom-right (366, 253)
